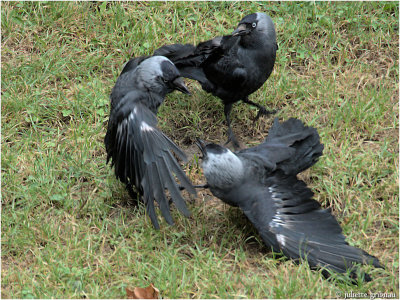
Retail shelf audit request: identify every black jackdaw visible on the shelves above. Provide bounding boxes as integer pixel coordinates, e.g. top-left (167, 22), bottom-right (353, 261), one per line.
top-left (152, 12), bottom-right (278, 148)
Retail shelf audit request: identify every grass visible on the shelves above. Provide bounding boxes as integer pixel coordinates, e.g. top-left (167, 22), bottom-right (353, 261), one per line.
top-left (1, 1), bottom-right (398, 298)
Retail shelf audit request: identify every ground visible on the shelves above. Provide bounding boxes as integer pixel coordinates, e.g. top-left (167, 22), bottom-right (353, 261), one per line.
top-left (1, 2), bottom-right (399, 298)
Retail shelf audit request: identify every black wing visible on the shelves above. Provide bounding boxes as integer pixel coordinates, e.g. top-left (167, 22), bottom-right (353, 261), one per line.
top-left (238, 173), bottom-right (383, 278)
top-left (153, 37), bottom-right (229, 69)
top-left (105, 92), bottom-right (196, 229)
top-left (152, 35), bottom-right (246, 89)
top-left (154, 43), bottom-right (198, 66)
top-left (153, 42), bottom-right (211, 85)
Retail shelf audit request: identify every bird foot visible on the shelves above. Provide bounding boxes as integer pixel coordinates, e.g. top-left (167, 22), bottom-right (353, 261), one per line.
top-left (224, 133), bottom-right (240, 150)
top-left (254, 107), bottom-right (278, 121)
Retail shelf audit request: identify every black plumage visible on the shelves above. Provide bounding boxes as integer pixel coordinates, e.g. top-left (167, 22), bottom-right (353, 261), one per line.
top-left (123, 12), bottom-right (278, 148)
top-left (105, 56), bottom-right (196, 229)
top-left (196, 118), bottom-right (383, 280)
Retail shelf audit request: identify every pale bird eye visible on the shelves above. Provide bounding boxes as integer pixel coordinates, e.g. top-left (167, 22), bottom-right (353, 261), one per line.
top-left (252, 22), bottom-right (257, 28)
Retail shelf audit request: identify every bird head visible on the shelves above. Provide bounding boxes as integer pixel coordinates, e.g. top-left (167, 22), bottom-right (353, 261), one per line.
top-left (232, 12), bottom-right (276, 41)
top-left (135, 56), bottom-right (191, 96)
top-left (195, 138), bottom-right (244, 189)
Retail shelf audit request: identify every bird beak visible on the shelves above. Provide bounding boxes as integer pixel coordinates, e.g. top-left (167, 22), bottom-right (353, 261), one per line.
top-left (232, 23), bottom-right (250, 36)
top-left (172, 77), bottom-right (191, 95)
top-left (195, 138), bottom-right (207, 159)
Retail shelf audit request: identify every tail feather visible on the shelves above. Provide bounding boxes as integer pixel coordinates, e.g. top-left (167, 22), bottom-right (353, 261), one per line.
top-left (266, 118), bottom-right (324, 175)
top-left (266, 118), bottom-right (313, 145)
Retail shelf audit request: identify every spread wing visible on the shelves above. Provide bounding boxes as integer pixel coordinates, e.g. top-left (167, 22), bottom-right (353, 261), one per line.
top-left (105, 92), bottom-right (196, 229)
top-left (153, 42), bottom-right (211, 85)
top-left (238, 173), bottom-right (382, 278)
top-left (152, 35), bottom-right (246, 89)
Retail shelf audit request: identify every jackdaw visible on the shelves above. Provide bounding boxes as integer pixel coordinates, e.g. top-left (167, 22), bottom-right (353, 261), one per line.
top-left (196, 118), bottom-right (383, 280)
top-left (147, 12), bottom-right (279, 148)
top-left (104, 56), bottom-right (196, 229)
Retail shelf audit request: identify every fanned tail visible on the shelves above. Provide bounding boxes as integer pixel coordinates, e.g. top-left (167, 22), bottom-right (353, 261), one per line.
top-left (266, 118), bottom-right (324, 174)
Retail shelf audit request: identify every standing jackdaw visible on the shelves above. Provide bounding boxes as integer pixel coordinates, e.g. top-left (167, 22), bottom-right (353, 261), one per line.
top-left (131, 12), bottom-right (279, 148)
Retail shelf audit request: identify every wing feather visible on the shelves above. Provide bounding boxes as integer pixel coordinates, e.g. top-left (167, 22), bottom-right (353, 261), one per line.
top-left (105, 97), bottom-right (195, 228)
top-left (238, 173), bottom-right (382, 278)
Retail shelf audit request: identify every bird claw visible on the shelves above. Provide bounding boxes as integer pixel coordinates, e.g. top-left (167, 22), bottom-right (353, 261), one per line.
top-left (254, 107), bottom-right (278, 121)
top-left (224, 133), bottom-right (240, 150)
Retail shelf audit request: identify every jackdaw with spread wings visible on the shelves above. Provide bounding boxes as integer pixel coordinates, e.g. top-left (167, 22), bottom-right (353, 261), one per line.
top-left (196, 118), bottom-right (382, 280)
top-left (105, 56), bottom-right (196, 229)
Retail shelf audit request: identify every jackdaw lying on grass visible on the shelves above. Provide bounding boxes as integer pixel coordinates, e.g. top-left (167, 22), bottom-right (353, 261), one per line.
top-left (196, 118), bottom-right (383, 281)
top-left (104, 56), bottom-right (196, 229)
top-left (122, 12), bottom-right (278, 149)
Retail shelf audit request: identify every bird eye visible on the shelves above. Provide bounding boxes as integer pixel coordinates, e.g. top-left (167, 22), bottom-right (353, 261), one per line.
top-left (162, 78), bottom-right (168, 83)
top-left (252, 22), bottom-right (257, 28)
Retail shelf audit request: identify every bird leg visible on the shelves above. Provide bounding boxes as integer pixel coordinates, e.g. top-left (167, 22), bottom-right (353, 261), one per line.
top-left (223, 103), bottom-right (240, 149)
top-left (242, 97), bottom-right (277, 121)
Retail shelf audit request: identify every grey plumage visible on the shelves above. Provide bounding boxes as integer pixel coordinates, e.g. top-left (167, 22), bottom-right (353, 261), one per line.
top-left (105, 56), bottom-right (195, 229)
top-left (197, 118), bottom-right (382, 280)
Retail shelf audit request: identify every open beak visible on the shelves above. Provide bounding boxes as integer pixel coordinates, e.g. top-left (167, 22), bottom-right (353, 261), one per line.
top-left (232, 23), bottom-right (250, 36)
top-left (195, 138), bottom-right (207, 159)
top-left (172, 77), bottom-right (191, 95)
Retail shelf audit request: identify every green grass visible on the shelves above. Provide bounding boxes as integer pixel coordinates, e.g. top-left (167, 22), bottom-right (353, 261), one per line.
top-left (2, 1), bottom-right (398, 298)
